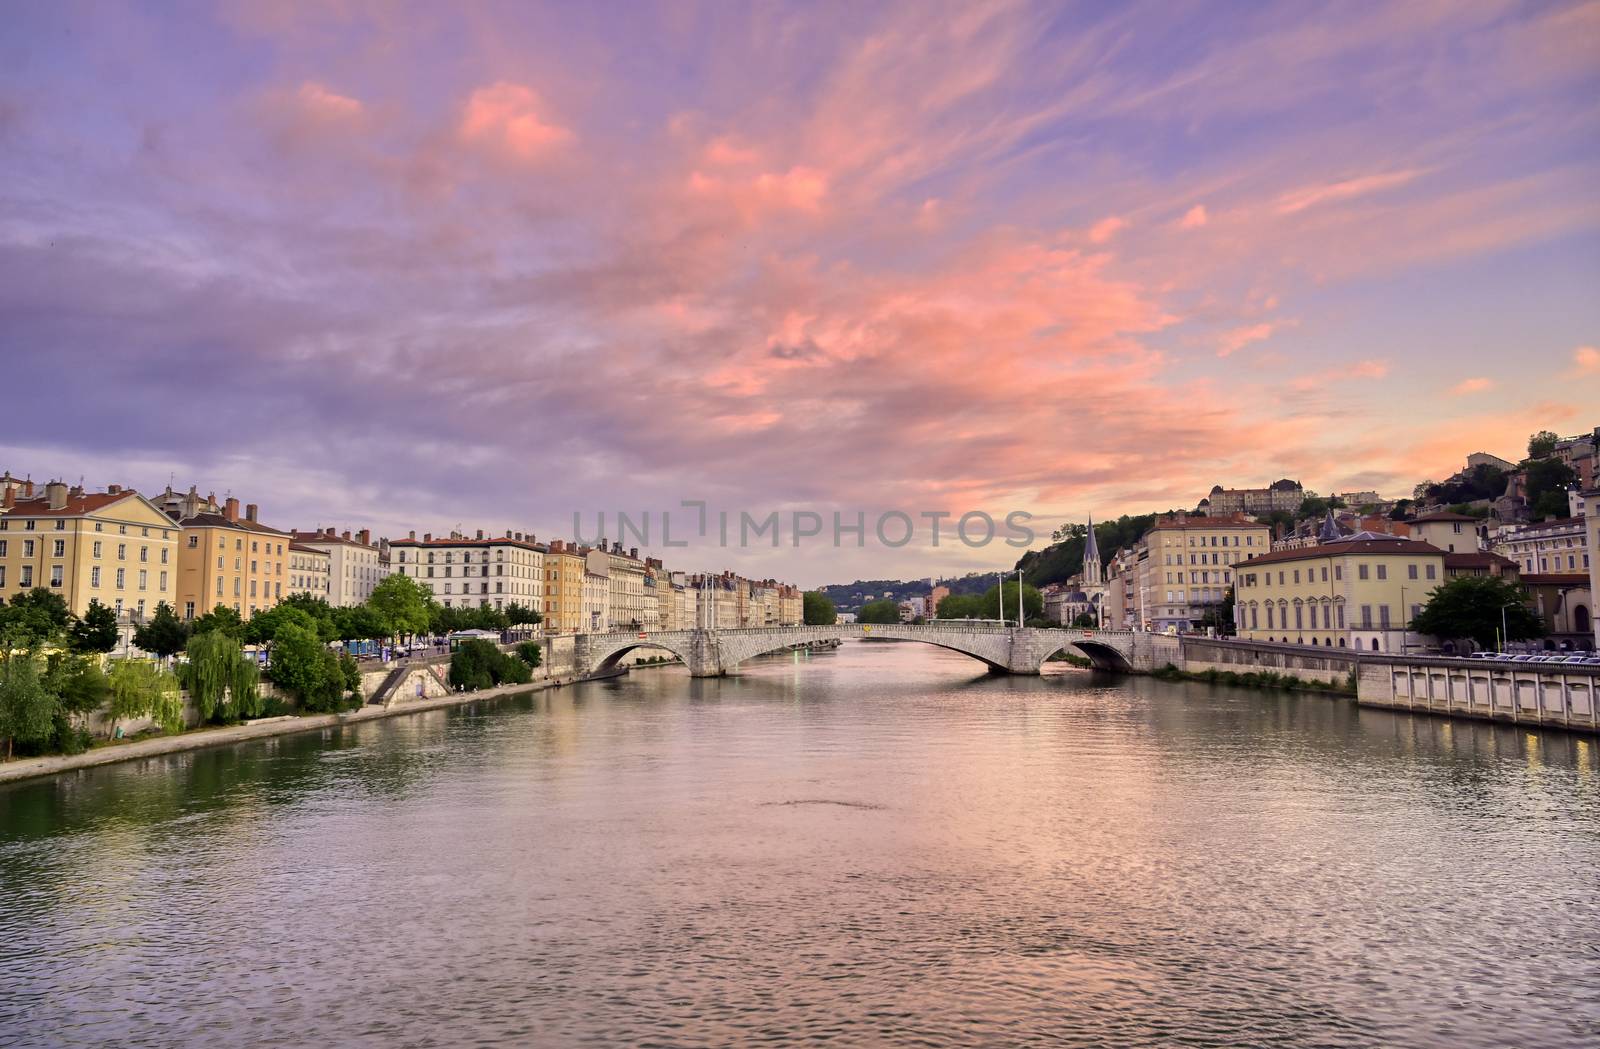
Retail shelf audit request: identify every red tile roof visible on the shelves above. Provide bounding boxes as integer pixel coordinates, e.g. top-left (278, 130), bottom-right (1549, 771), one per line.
top-left (1235, 537), bottom-right (1446, 568)
top-left (4, 490), bottom-right (141, 518)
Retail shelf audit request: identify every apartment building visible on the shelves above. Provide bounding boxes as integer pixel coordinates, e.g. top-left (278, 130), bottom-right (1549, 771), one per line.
top-left (388, 530), bottom-right (544, 613)
top-left (286, 542), bottom-right (332, 600)
top-left (164, 490), bottom-right (290, 621)
top-left (288, 528), bottom-right (388, 606)
top-left (1135, 513), bottom-right (1271, 632)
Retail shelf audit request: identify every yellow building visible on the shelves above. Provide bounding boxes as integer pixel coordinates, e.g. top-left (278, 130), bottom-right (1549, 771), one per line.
top-left (0, 480), bottom-right (179, 619)
top-left (1233, 534), bottom-right (1448, 651)
top-left (1135, 513), bottom-right (1271, 631)
top-left (167, 492), bottom-right (291, 622)
top-left (542, 540), bottom-right (585, 633)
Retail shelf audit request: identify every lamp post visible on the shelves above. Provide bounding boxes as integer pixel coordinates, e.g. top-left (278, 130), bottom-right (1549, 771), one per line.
top-left (1016, 570), bottom-right (1024, 628)
top-left (996, 573), bottom-right (1005, 627)
top-left (1500, 601), bottom-right (1517, 653)
top-left (1400, 585), bottom-right (1408, 653)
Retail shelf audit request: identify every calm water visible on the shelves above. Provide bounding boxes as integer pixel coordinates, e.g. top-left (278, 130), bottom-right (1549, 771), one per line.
top-left (2, 641), bottom-right (1598, 1048)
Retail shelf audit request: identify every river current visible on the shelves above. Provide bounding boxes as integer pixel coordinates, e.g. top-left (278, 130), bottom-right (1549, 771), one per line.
top-left (2, 640), bottom-right (1597, 1047)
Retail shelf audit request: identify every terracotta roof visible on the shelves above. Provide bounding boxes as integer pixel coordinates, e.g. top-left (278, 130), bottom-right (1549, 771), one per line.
top-left (1235, 537), bottom-right (1446, 568)
top-left (5, 490), bottom-right (141, 518)
top-left (1411, 511), bottom-right (1480, 523)
top-left (290, 529), bottom-right (377, 550)
top-left (176, 511), bottom-right (290, 537)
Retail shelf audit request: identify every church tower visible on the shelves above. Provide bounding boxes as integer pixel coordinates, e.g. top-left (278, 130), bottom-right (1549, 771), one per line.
top-left (1082, 516), bottom-right (1103, 584)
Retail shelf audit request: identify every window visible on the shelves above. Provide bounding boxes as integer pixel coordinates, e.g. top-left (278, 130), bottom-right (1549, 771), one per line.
top-left (18, 566), bottom-right (30, 586)
top-left (138, 570), bottom-right (147, 591)
top-left (159, 571), bottom-right (167, 590)
top-left (91, 567), bottom-right (100, 587)
top-left (1337, 604), bottom-right (1345, 628)
top-left (53, 539), bottom-right (65, 557)
top-left (188, 535), bottom-right (199, 548)
top-left (0, 566), bottom-right (5, 587)
top-left (1376, 564), bottom-right (1387, 580)
top-left (115, 568), bottom-right (125, 589)
top-left (1426, 564), bottom-right (1436, 580)
top-left (0, 540), bottom-right (5, 557)
top-left (216, 578), bottom-right (223, 597)
top-left (1361, 604), bottom-right (1372, 627)
top-left (1293, 570), bottom-right (1300, 584)
top-left (92, 540), bottom-right (101, 558)
top-left (117, 543), bottom-right (126, 560)
top-left (1407, 564), bottom-right (1417, 580)
top-left (50, 565), bottom-right (63, 588)
top-left (161, 548), bottom-right (168, 564)
top-left (1379, 606), bottom-right (1390, 628)
top-left (140, 546), bottom-right (149, 563)
top-left (185, 602), bottom-right (195, 620)
top-left (1358, 564), bottom-right (1368, 580)
top-left (55, 519), bottom-right (65, 531)
top-left (23, 539), bottom-right (34, 557)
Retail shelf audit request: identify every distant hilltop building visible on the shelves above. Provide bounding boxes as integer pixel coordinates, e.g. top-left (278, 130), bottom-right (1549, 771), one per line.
top-left (1198, 479), bottom-right (1304, 516)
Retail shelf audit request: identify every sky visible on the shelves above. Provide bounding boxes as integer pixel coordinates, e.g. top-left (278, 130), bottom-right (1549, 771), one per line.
top-left (1, 0), bottom-right (1597, 587)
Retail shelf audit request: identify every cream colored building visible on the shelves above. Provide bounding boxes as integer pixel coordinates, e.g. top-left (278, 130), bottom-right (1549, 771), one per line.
top-left (287, 542), bottom-right (332, 601)
top-left (166, 493), bottom-right (292, 622)
top-left (583, 548), bottom-right (611, 632)
top-left (0, 480), bottom-right (178, 620)
top-left (1134, 513), bottom-right (1271, 631)
top-left (289, 528), bottom-right (388, 606)
top-left (1407, 511), bottom-right (1484, 555)
top-left (388, 530), bottom-right (544, 613)
top-left (542, 540), bottom-right (585, 634)
top-left (1491, 517), bottom-right (1588, 576)
top-left (603, 542), bottom-right (653, 630)
top-left (1234, 534), bottom-right (1448, 651)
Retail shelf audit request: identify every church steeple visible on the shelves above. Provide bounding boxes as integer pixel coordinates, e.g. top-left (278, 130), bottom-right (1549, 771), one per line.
top-left (1082, 516), bottom-right (1102, 584)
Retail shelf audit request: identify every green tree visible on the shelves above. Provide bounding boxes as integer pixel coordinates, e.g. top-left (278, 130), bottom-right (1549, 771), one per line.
top-left (1527, 430), bottom-right (1559, 459)
top-left (133, 602), bottom-right (188, 661)
top-left (802, 591), bottom-right (837, 625)
top-left (515, 641), bottom-right (543, 668)
top-left (44, 654), bottom-right (111, 717)
top-left (68, 599), bottom-right (120, 654)
top-left (243, 604), bottom-right (320, 648)
top-left (267, 622), bottom-right (350, 713)
top-left (0, 655), bottom-right (56, 759)
top-left (185, 629), bottom-right (262, 723)
top-left (367, 574), bottom-right (433, 641)
top-left (107, 658), bottom-right (183, 736)
top-left (1411, 576), bottom-right (1543, 650)
top-left (935, 593), bottom-right (986, 619)
top-left (504, 602), bottom-right (542, 632)
top-left (332, 603), bottom-right (387, 642)
top-left (858, 599), bottom-right (901, 624)
top-left (0, 588), bottom-right (71, 650)
top-left (1070, 612), bottom-right (1097, 628)
top-left (191, 604), bottom-right (244, 639)
top-left (1522, 457), bottom-right (1576, 520)
top-left (995, 580), bottom-right (1044, 622)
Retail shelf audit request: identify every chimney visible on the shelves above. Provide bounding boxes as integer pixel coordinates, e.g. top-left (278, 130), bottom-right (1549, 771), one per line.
top-left (549, 539), bottom-right (564, 552)
top-left (476, 529), bottom-right (484, 541)
top-left (223, 497), bottom-right (240, 522)
top-left (107, 484), bottom-right (122, 495)
top-left (1, 487), bottom-right (12, 509)
top-left (46, 480), bottom-right (69, 510)
top-left (245, 503), bottom-right (258, 522)
top-left (325, 526), bottom-right (336, 537)
top-left (630, 547), bottom-right (638, 560)
top-left (424, 532), bottom-right (432, 543)
top-left (408, 530), bottom-right (416, 541)
top-left (23, 479), bottom-right (35, 498)
top-left (342, 530), bottom-right (352, 541)
top-left (357, 529), bottom-right (370, 546)
top-left (69, 484), bottom-right (84, 499)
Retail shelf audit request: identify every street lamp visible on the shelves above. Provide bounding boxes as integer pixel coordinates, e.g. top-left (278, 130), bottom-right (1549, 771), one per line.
top-left (1500, 601), bottom-right (1518, 653)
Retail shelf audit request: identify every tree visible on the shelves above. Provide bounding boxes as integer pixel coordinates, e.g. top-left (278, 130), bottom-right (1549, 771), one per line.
top-left (368, 574), bottom-right (433, 641)
top-left (858, 599), bottom-right (900, 624)
top-left (0, 655), bottom-right (56, 758)
top-left (243, 604), bottom-right (320, 648)
top-left (106, 658), bottom-right (183, 736)
top-left (515, 641), bottom-right (543, 669)
top-left (1411, 576), bottom-right (1543, 650)
top-left (504, 603), bottom-right (542, 631)
top-left (332, 603), bottom-right (387, 642)
top-left (448, 639), bottom-right (530, 690)
top-left (1523, 457), bottom-right (1576, 520)
top-left (68, 599), bottom-right (120, 654)
top-left (0, 588), bottom-right (71, 650)
top-left (1070, 612), bottom-right (1097, 628)
top-left (184, 630), bottom-right (262, 723)
top-left (996, 580), bottom-right (1044, 621)
top-left (267, 622), bottom-right (350, 713)
top-left (803, 592), bottom-right (837, 625)
top-left (1528, 430), bottom-right (1559, 459)
top-left (191, 604), bottom-right (244, 639)
top-left (133, 602), bottom-right (187, 661)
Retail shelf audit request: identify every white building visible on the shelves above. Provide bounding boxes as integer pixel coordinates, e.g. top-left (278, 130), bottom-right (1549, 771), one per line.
top-left (286, 541), bottom-right (331, 601)
top-left (389, 529), bottom-right (544, 613)
top-left (290, 528), bottom-right (389, 606)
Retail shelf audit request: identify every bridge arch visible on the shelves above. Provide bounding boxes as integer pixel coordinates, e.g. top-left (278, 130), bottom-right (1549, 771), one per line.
top-left (1040, 640), bottom-right (1134, 672)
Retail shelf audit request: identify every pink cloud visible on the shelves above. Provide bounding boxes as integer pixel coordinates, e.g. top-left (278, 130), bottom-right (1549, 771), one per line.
top-left (1573, 346), bottom-right (1599, 373)
top-left (459, 81), bottom-right (571, 161)
top-left (296, 82), bottom-right (362, 120)
top-left (1179, 204), bottom-right (1208, 229)
top-left (686, 165), bottom-right (829, 220)
top-left (1216, 321), bottom-right (1283, 357)
top-left (1274, 169), bottom-right (1425, 215)
top-left (1088, 215), bottom-right (1126, 243)
top-left (1448, 376), bottom-right (1494, 395)
top-left (1288, 358), bottom-right (1389, 390)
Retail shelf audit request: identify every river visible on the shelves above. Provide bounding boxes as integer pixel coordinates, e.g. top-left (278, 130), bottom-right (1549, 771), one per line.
top-left (2, 641), bottom-right (1597, 1047)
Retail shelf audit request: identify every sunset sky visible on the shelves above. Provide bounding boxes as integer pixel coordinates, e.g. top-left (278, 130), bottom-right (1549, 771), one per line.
top-left (2, 1), bottom-right (1596, 585)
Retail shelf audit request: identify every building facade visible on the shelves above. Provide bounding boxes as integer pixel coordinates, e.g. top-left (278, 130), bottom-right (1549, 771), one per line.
top-left (1234, 535), bottom-right (1448, 651)
top-left (289, 528), bottom-right (387, 606)
top-left (0, 480), bottom-right (179, 620)
top-left (1491, 517), bottom-right (1588, 576)
top-left (164, 491), bottom-right (291, 622)
top-left (286, 542), bottom-right (332, 601)
top-left (388, 531), bottom-right (545, 613)
top-left (542, 540), bottom-right (585, 634)
top-left (1135, 513), bottom-right (1271, 632)
top-left (1200, 480), bottom-right (1304, 516)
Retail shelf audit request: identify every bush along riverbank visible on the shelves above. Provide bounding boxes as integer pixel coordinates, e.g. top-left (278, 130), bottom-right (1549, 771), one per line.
top-left (1150, 662), bottom-right (1358, 696)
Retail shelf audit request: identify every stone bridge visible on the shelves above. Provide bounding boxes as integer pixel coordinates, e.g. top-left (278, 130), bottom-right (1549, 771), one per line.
top-left (574, 624), bottom-right (1164, 678)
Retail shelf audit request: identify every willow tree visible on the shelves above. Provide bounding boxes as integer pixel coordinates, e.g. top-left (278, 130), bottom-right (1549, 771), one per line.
top-left (185, 630), bottom-right (261, 722)
top-left (0, 655), bottom-right (55, 759)
top-left (107, 659), bottom-right (183, 736)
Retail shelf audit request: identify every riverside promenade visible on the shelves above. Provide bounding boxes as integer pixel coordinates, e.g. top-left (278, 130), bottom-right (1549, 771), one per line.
top-left (0, 673), bottom-right (588, 786)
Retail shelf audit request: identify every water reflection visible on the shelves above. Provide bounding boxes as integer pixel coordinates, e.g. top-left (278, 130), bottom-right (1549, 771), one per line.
top-left (2, 641), bottom-right (1597, 1048)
